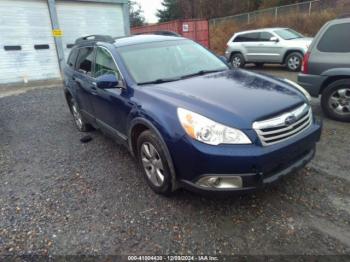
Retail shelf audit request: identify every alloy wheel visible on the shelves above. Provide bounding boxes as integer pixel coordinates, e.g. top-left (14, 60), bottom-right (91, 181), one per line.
top-left (329, 88), bottom-right (350, 115)
top-left (140, 142), bottom-right (165, 187)
top-left (287, 56), bottom-right (301, 71)
top-left (231, 56), bottom-right (241, 68)
top-left (72, 103), bottom-right (83, 129)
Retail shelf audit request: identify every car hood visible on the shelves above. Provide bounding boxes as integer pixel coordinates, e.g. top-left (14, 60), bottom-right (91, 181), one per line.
top-left (140, 70), bottom-right (307, 129)
top-left (288, 37), bottom-right (313, 45)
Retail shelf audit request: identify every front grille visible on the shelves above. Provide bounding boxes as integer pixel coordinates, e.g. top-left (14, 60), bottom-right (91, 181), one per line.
top-left (253, 103), bottom-right (312, 146)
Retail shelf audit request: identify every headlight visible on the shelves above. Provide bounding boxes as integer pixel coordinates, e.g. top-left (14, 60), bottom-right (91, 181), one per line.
top-left (283, 78), bottom-right (311, 102)
top-left (177, 108), bottom-right (251, 145)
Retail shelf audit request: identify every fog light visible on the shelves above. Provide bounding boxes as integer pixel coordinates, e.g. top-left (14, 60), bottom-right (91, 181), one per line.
top-left (196, 176), bottom-right (243, 189)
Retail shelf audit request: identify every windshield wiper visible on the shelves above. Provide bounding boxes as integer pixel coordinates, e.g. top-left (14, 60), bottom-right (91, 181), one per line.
top-left (138, 77), bottom-right (181, 85)
top-left (181, 69), bottom-right (225, 79)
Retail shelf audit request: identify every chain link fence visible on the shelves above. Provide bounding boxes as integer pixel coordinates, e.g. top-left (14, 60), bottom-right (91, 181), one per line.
top-left (210, 0), bottom-right (340, 26)
top-left (208, 0), bottom-right (348, 53)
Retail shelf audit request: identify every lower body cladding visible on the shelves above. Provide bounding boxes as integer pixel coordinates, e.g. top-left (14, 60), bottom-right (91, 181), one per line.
top-left (297, 73), bottom-right (326, 97)
top-left (170, 119), bottom-right (322, 193)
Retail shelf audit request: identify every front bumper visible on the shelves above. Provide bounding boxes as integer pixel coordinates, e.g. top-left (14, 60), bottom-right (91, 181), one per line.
top-left (297, 73), bottom-right (326, 97)
top-left (170, 118), bottom-right (322, 193)
top-left (180, 147), bottom-right (315, 194)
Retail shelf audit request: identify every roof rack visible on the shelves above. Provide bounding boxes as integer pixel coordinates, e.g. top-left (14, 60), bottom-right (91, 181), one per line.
top-left (75, 35), bottom-right (115, 45)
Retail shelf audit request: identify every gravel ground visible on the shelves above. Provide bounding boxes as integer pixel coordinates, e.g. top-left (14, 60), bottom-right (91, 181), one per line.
top-left (0, 68), bottom-right (350, 256)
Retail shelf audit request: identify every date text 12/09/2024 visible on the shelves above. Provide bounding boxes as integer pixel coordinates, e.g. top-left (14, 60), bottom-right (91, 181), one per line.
top-left (127, 255), bottom-right (219, 261)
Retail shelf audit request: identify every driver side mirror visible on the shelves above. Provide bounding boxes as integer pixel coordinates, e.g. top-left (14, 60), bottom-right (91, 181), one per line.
top-left (270, 36), bottom-right (279, 42)
top-left (96, 74), bottom-right (125, 89)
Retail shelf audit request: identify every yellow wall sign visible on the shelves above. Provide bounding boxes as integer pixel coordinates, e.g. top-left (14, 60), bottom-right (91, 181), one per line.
top-left (52, 29), bottom-right (63, 37)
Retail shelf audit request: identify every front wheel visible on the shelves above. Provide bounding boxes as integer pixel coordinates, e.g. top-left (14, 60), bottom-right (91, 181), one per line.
top-left (137, 130), bottom-right (174, 195)
top-left (286, 52), bottom-right (303, 72)
top-left (230, 53), bottom-right (245, 68)
top-left (321, 79), bottom-right (350, 122)
top-left (69, 97), bottom-right (92, 132)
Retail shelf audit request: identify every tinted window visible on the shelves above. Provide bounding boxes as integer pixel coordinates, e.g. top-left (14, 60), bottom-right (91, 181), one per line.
top-left (76, 47), bottom-right (94, 75)
top-left (94, 47), bottom-right (121, 79)
top-left (67, 48), bottom-right (79, 68)
top-left (317, 23), bottom-right (350, 53)
top-left (234, 33), bottom-right (259, 42)
top-left (259, 32), bottom-right (274, 41)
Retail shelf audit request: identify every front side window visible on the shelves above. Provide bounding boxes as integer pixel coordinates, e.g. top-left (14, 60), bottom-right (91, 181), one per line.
top-left (94, 47), bottom-right (121, 79)
top-left (274, 29), bottom-right (303, 40)
top-left (317, 23), bottom-right (350, 53)
top-left (118, 40), bottom-right (228, 84)
top-left (259, 32), bottom-right (274, 41)
top-left (76, 47), bottom-right (94, 75)
top-left (234, 33), bottom-right (259, 42)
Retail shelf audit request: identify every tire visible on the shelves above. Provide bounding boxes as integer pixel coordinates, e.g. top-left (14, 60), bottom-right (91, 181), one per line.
top-left (137, 130), bottom-right (174, 195)
top-left (254, 63), bottom-right (264, 68)
top-left (321, 79), bottom-right (350, 122)
top-left (285, 52), bottom-right (303, 72)
top-left (230, 53), bottom-right (245, 68)
top-left (68, 97), bottom-right (92, 132)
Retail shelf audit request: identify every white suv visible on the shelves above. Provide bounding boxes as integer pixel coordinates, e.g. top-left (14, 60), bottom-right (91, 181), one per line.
top-left (225, 28), bottom-right (312, 71)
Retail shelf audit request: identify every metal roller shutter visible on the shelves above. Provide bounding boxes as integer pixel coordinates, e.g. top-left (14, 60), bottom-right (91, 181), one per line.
top-left (56, 1), bottom-right (126, 60)
top-left (0, 0), bottom-right (61, 84)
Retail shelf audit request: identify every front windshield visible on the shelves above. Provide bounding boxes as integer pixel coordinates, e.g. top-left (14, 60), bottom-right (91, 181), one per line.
top-left (118, 40), bottom-right (228, 84)
top-left (274, 29), bottom-right (304, 40)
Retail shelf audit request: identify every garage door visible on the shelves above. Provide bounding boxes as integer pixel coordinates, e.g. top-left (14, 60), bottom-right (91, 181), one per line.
top-left (0, 0), bottom-right (61, 84)
top-left (56, 1), bottom-right (126, 60)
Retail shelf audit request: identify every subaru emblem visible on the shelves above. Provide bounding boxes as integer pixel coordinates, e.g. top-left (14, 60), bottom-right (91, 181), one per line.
top-left (285, 115), bottom-right (297, 126)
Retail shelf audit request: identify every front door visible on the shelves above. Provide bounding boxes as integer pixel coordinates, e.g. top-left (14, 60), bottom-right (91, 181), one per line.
top-left (89, 46), bottom-right (132, 140)
top-left (255, 32), bottom-right (283, 63)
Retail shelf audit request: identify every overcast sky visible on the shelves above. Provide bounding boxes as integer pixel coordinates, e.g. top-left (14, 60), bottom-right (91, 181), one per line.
top-left (134, 0), bottom-right (163, 23)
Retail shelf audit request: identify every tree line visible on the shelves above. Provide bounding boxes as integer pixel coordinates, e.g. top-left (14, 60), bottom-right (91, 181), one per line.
top-left (129, 0), bottom-right (312, 26)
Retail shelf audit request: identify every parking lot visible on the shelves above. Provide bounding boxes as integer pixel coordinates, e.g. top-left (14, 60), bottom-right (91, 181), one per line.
top-left (0, 66), bottom-right (349, 256)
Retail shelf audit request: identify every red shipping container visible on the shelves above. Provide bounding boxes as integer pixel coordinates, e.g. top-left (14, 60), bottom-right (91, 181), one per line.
top-left (131, 19), bottom-right (210, 48)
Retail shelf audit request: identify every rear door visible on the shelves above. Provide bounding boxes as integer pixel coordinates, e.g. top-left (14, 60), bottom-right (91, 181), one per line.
top-left (235, 32), bottom-right (261, 62)
top-left (73, 46), bottom-right (96, 121)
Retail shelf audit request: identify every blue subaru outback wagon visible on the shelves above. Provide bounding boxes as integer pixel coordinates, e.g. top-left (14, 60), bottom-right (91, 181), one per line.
top-left (63, 35), bottom-right (322, 195)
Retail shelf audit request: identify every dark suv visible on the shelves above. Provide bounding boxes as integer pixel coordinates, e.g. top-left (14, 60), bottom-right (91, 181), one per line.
top-left (64, 35), bottom-right (322, 195)
top-left (298, 17), bottom-right (350, 122)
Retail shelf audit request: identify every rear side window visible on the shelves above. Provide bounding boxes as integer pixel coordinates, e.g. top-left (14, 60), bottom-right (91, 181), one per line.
top-left (317, 23), bottom-right (350, 53)
top-left (67, 47), bottom-right (78, 68)
top-left (76, 47), bottom-right (94, 75)
top-left (234, 33), bottom-right (259, 42)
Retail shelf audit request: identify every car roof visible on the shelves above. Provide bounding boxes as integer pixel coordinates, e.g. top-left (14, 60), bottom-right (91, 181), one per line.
top-left (330, 16), bottom-right (350, 24)
top-left (235, 27), bottom-right (288, 34)
top-left (113, 35), bottom-right (186, 48)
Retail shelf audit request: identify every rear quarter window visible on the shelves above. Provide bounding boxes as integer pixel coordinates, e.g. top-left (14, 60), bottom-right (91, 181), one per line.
top-left (317, 23), bottom-right (350, 53)
top-left (67, 48), bottom-right (78, 68)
